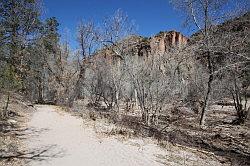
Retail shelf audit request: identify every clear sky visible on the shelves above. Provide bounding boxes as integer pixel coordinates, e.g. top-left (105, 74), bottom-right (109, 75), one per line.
top-left (42, 0), bottom-right (195, 49)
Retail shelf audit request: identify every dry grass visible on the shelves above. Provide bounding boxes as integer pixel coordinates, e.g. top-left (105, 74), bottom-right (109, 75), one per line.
top-left (0, 92), bottom-right (34, 166)
top-left (73, 99), bottom-right (250, 166)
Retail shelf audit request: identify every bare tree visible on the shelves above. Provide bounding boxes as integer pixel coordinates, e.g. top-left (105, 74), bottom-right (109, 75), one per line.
top-left (84, 9), bottom-right (136, 113)
top-left (212, 15), bottom-right (250, 124)
top-left (122, 47), bottom-right (193, 125)
top-left (67, 20), bottom-right (98, 107)
top-left (171, 0), bottom-right (249, 125)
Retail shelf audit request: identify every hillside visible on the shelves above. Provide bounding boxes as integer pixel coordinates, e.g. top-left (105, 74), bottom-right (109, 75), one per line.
top-left (191, 12), bottom-right (250, 40)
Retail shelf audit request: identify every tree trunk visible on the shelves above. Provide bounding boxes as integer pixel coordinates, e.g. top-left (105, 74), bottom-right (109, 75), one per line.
top-left (154, 110), bottom-right (159, 126)
top-left (115, 90), bottom-right (119, 111)
top-left (142, 109), bottom-right (150, 126)
top-left (134, 89), bottom-right (138, 109)
top-left (200, 52), bottom-right (213, 126)
top-left (68, 66), bottom-right (85, 107)
top-left (3, 92), bottom-right (10, 118)
top-left (37, 78), bottom-right (44, 104)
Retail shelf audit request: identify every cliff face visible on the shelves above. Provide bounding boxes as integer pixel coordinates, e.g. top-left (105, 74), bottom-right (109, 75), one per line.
top-left (87, 30), bottom-right (189, 66)
top-left (133, 30), bottom-right (189, 58)
top-left (150, 31), bottom-right (188, 55)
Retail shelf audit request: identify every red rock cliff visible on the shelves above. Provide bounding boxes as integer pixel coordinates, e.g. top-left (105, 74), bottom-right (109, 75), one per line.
top-left (150, 31), bottom-right (188, 55)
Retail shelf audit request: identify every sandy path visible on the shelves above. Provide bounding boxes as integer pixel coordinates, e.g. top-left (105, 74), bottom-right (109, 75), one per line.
top-left (25, 105), bottom-right (167, 166)
top-left (24, 105), bottom-right (224, 166)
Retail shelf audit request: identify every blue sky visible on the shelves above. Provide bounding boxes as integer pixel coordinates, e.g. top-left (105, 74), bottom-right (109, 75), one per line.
top-left (42, 0), bottom-right (195, 49)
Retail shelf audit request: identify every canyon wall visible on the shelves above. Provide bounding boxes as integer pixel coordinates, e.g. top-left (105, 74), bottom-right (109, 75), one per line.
top-left (149, 31), bottom-right (188, 55)
top-left (87, 30), bottom-right (189, 65)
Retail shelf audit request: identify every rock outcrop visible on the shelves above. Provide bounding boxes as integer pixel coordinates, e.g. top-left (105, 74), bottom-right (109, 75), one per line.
top-left (126, 30), bottom-right (189, 58)
top-left (87, 30), bottom-right (189, 65)
top-left (150, 31), bottom-right (188, 55)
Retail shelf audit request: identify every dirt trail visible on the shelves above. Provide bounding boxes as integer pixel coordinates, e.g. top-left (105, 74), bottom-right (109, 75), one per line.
top-left (25, 105), bottom-right (222, 166)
